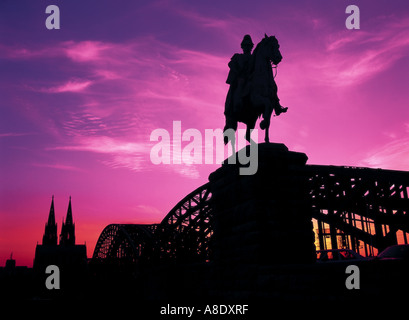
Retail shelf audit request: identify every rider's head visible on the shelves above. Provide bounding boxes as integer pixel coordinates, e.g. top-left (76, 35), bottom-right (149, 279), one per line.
top-left (241, 34), bottom-right (254, 54)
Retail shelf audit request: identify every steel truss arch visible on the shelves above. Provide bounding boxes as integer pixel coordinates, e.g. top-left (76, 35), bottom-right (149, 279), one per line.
top-left (92, 183), bottom-right (213, 264)
top-left (160, 183), bottom-right (213, 262)
top-left (92, 224), bottom-right (159, 263)
top-left (306, 165), bottom-right (409, 254)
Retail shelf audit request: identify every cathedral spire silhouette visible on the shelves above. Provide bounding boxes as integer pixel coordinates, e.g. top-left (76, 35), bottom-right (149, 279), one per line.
top-left (42, 195), bottom-right (57, 245)
top-left (60, 196), bottom-right (75, 246)
top-left (34, 196), bottom-right (86, 279)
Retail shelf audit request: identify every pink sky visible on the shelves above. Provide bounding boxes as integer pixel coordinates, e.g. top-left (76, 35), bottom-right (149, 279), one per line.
top-left (1, 0), bottom-right (409, 266)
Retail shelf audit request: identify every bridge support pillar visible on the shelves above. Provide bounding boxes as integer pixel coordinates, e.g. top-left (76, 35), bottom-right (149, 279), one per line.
top-left (209, 143), bottom-right (316, 266)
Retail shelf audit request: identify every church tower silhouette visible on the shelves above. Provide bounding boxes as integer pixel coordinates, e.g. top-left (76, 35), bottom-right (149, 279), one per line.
top-left (42, 196), bottom-right (57, 245)
top-left (34, 196), bottom-right (87, 275)
top-left (60, 196), bottom-right (75, 246)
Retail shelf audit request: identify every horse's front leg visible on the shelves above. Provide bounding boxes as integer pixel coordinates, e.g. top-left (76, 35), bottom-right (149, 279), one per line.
top-left (224, 116), bottom-right (238, 152)
top-left (264, 126), bottom-right (270, 143)
top-left (245, 119), bottom-right (256, 144)
top-left (262, 103), bottom-right (273, 143)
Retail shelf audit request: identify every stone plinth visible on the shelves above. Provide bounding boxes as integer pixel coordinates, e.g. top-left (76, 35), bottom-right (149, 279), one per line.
top-left (208, 143), bottom-right (316, 266)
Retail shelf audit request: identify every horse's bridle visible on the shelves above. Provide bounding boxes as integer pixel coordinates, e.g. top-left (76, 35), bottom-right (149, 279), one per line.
top-left (271, 62), bottom-right (278, 79)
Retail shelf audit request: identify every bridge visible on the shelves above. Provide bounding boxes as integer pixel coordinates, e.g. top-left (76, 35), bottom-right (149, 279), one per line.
top-left (93, 183), bottom-right (213, 264)
top-left (93, 161), bottom-right (409, 265)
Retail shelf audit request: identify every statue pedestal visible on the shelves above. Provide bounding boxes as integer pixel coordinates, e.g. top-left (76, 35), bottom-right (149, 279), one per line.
top-left (208, 143), bottom-right (316, 266)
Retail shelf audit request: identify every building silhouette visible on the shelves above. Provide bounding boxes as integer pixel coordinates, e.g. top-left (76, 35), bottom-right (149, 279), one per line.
top-left (34, 196), bottom-right (87, 276)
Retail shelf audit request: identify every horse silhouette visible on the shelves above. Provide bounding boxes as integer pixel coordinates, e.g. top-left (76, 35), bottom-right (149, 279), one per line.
top-left (224, 34), bottom-right (286, 149)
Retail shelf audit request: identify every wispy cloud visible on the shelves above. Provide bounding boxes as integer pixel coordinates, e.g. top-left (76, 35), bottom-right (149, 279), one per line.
top-left (47, 136), bottom-right (150, 172)
top-left (0, 45), bottom-right (59, 60)
top-left (62, 41), bottom-right (115, 62)
top-left (0, 132), bottom-right (33, 138)
top-left (31, 163), bottom-right (84, 172)
top-left (359, 137), bottom-right (409, 171)
top-left (2, 36), bottom-right (228, 139)
top-left (29, 37), bottom-right (229, 178)
top-left (56, 38), bottom-right (227, 127)
top-left (46, 134), bottom-right (204, 178)
top-left (42, 80), bottom-right (93, 93)
top-left (294, 17), bottom-right (409, 87)
top-left (49, 136), bottom-right (148, 154)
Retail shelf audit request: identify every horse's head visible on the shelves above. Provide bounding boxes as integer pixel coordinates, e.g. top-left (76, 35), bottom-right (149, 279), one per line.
top-left (262, 34), bottom-right (282, 65)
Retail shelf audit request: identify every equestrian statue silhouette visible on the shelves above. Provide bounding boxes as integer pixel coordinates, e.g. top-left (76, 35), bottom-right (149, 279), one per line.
top-left (224, 34), bottom-right (287, 148)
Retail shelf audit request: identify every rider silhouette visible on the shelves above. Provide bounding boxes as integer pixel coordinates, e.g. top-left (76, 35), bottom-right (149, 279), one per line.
top-left (224, 34), bottom-right (253, 135)
top-left (224, 34), bottom-right (287, 140)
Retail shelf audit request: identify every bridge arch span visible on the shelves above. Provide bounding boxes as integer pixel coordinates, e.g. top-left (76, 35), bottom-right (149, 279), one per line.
top-left (92, 224), bottom-right (158, 263)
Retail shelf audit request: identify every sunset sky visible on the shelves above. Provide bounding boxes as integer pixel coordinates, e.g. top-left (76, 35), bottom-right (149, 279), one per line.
top-left (1, 0), bottom-right (409, 266)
